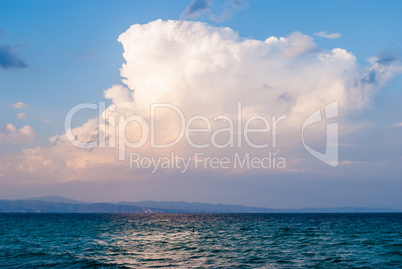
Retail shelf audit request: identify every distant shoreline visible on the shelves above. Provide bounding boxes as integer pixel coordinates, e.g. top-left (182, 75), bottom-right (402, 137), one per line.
top-left (0, 196), bottom-right (399, 214)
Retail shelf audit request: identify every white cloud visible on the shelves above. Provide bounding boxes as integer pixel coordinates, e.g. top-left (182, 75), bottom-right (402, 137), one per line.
top-left (16, 112), bottom-right (26, 119)
top-left (115, 20), bottom-right (399, 118)
top-left (314, 31), bottom-right (342, 39)
top-left (280, 31), bottom-right (317, 58)
top-left (12, 102), bottom-right (29, 109)
top-left (6, 20), bottom-right (402, 182)
top-left (393, 122), bottom-right (402, 127)
top-left (104, 84), bottom-right (134, 104)
top-left (0, 124), bottom-right (37, 144)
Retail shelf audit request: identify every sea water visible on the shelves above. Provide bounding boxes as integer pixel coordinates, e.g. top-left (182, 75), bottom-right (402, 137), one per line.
top-left (0, 213), bottom-right (401, 268)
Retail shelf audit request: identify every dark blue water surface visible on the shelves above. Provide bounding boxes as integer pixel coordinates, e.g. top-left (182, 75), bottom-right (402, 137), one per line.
top-left (0, 213), bottom-right (401, 268)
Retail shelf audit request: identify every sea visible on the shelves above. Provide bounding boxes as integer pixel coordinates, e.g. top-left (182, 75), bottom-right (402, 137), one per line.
top-left (0, 213), bottom-right (401, 268)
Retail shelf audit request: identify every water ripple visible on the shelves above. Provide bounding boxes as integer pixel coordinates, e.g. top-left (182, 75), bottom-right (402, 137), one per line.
top-left (0, 213), bottom-right (401, 268)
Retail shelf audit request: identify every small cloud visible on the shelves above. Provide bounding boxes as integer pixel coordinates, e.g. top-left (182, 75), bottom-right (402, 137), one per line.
top-left (0, 44), bottom-right (28, 69)
top-left (42, 120), bottom-right (52, 124)
top-left (181, 0), bottom-right (211, 19)
top-left (393, 122), bottom-right (402, 127)
top-left (314, 31), bottom-right (341, 39)
top-left (358, 48), bottom-right (402, 87)
top-left (16, 113), bottom-right (26, 119)
top-left (12, 102), bottom-right (29, 109)
top-left (181, 0), bottom-right (247, 22)
top-left (0, 124), bottom-right (37, 144)
top-left (281, 31), bottom-right (317, 58)
top-left (375, 48), bottom-right (400, 65)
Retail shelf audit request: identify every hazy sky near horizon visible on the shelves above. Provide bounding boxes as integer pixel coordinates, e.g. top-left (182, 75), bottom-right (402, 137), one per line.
top-left (0, 0), bottom-right (402, 208)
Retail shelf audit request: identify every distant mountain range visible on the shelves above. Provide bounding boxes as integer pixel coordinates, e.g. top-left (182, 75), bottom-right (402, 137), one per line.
top-left (0, 196), bottom-right (399, 213)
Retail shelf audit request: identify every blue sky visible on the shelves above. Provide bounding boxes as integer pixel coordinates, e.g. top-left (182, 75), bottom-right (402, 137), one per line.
top-left (1, 0), bottom-right (401, 134)
top-left (0, 0), bottom-right (401, 208)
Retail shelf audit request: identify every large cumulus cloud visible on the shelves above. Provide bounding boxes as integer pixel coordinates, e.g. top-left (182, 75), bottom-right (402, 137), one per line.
top-left (4, 20), bottom-right (401, 183)
top-left (113, 20), bottom-right (399, 119)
